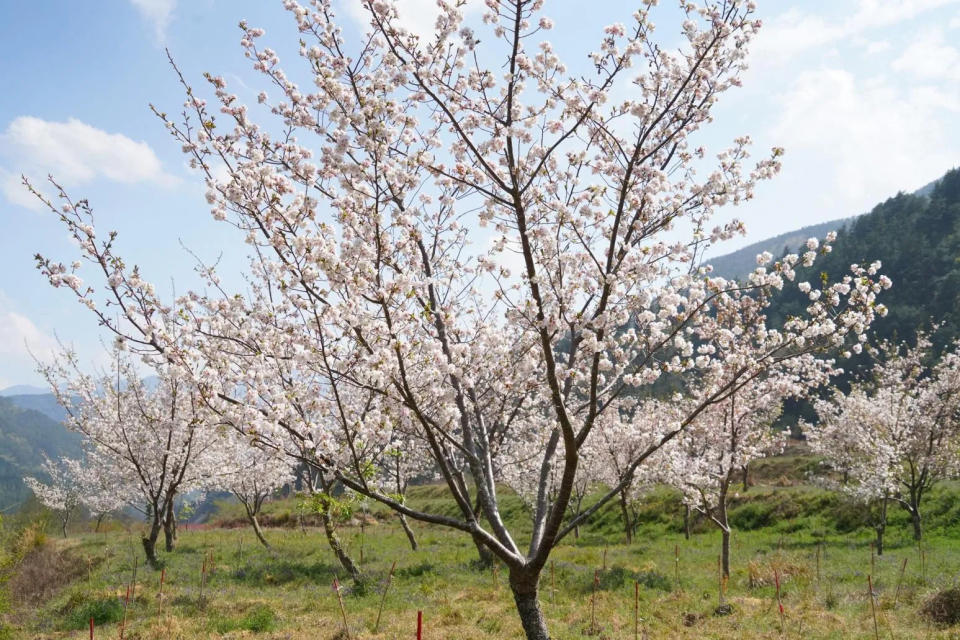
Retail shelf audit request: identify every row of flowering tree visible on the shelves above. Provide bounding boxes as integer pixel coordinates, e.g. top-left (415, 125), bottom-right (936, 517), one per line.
top-left (808, 332), bottom-right (960, 553)
top-left (25, 0), bottom-right (892, 637)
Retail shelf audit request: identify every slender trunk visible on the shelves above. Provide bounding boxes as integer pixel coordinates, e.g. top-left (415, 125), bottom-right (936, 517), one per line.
top-left (163, 500), bottom-right (177, 552)
top-left (741, 464), bottom-right (749, 492)
top-left (509, 568), bottom-right (550, 640)
top-left (397, 513), bottom-right (419, 551)
top-left (321, 509), bottom-right (362, 581)
top-left (247, 510), bottom-right (271, 549)
top-left (141, 517), bottom-right (163, 569)
top-left (721, 527), bottom-right (731, 580)
top-left (619, 489), bottom-right (633, 544)
top-left (94, 513), bottom-right (106, 533)
top-left (683, 505), bottom-right (691, 540)
top-left (875, 496), bottom-right (888, 556)
top-left (60, 514), bottom-right (68, 538)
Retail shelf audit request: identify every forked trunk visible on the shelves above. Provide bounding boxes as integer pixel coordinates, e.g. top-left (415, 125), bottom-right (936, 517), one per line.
top-left (509, 568), bottom-right (550, 640)
top-left (94, 513), bottom-right (106, 533)
top-left (397, 513), bottom-right (419, 551)
top-left (142, 519), bottom-right (163, 569)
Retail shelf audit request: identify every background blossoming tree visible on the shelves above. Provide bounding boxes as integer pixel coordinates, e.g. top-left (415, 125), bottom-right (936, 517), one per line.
top-left (809, 333), bottom-right (960, 544)
top-left (29, 1), bottom-right (892, 636)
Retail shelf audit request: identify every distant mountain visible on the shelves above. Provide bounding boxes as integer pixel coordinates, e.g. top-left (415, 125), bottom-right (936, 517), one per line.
top-left (0, 384), bottom-right (49, 397)
top-left (0, 397), bottom-right (82, 511)
top-left (4, 393), bottom-right (67, 422)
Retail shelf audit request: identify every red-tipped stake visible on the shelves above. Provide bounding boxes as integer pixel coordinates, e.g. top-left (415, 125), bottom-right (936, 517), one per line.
top-left (157, 568), bottom-right (166, 617)
top-left (774, 568), bottom-right (785, 634)
top-left (373, 560), bottom-right (397, 633)
top-left (894, 557), bottom-right (908, 607)
top-left (417, 610), bottom-right (423, 640)
top-left (119, 583), bottom-right (130, 640)
top-left (89, 616), bottom-right (94, 640)
top-left (333, 577), bottom-right (350, 639)
top-left (868, 575), bottom-right (880, 640)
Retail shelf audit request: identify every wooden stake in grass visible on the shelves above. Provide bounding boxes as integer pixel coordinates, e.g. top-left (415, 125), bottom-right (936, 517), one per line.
top-left (157, 568), bottom-right (166, 617)
top-left (119, 583), bottom-right (130, 640)
top-left (602, 546), bottom-right (607, 572)
top-left (492, 563), bottom-right (499, 590)
top-left (894, 556), bottom-right (908, 607)
top-left (717, 555), bottom-right (724, 608)
top-left (333, 576), bottom-right (350, 639)
top-left (815, 543), bottom-right (821, 585)
top-left (199, 557), bottom-right (207, 602)
top-left (634, 580), bottom-right (639, 640)
top-left (417, 610), bottom-right (423, 640)
top-left (373, 560), bottom-right (397, 633)
top-left (550, 561), bottom-right (556, 602)
top-left (130, 556), bottom-right (138, 600)
top-left (868, 575), bottom-right (880, 640)
top-left (591, 569), bottom-right (600, 634)
top-left (870, 541), bottom-right (875, 576)
top-left (674, 544), bottom-right (680, 590)
top-left (774, 568), bottom-right (785, 634)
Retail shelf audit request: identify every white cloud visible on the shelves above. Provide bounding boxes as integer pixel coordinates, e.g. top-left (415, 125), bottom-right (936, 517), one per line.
top-left (865, 40), bottom-right (891, 54)
top-left (0, 117), bottom-right (177, 208)
top-left (892, 28), bottom-right (960, 80)
top-left (771, 68), bottom-right (958, 210)
top-left (0, 296), bottom-right (58, 385)
top-left (343, 0), bottom-right (481, 40)
top-left (129, 0), bottom-right (176, 41)
top-left (752, 0), bottom-right (960, 68)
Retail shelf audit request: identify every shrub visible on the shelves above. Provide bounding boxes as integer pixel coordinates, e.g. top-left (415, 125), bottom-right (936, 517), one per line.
top-left (921, 587), bottom-right (960, 626)
top-left (64, 597), bottom-right (124, 630)
top-left (730, 502), bottom-right (776, 530)
top-left (590, 566), bottom-right (671, 593)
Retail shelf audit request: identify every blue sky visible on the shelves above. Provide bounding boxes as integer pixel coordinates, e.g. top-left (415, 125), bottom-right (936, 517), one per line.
top-left (1, 0), bottom-right (959, 388)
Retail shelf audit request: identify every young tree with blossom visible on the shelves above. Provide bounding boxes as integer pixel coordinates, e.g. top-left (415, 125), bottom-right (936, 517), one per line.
top-left (37, 350), bottom-right (226, 567)
top-left (216, 442), bottom-right (295, 549)
top-left (24, 456), bottom-right (83, 538)
top-left (29, 1), bottom-right (892, 636)
top-left (809, 333), bottom-right (960, 543)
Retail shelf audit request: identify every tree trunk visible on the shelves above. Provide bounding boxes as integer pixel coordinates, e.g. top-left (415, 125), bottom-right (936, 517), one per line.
top-left (911, 508), bottom-right (922, 541)
top-left (683, 505), bottom-right (691, 540)
top-left (397, 513), bottom-right (419, 551)
top-left (141, 519), bottom-right (163, 569)
top-left (741, 464), bottom-right (750, 492)
top-left (509, 568), bottom-right (550, 640)
top-left (163, 500), bottom-right (177, 552)
top-left (94, 513), bottom-right (106, 533)
top-left (875, 496), bottom-right (888, 556)
top-left (60, 514), bottom-right (69, 538)
top-left (721, 527), bottom-right (731, 579)
top-left (619, 489), bottom-right (633, 544)
top-left (472, 534), bottom-right (495, 569)
top-left (321, 509), bottom-right (362, 581)
top-left (248, 512), bottom-right (271, 549)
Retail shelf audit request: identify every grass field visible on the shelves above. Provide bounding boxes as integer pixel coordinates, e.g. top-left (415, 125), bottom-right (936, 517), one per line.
top-left (4, 465), bottom-right (960, 639)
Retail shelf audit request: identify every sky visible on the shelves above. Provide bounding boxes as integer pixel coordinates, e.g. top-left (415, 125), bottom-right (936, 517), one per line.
top-left (1, 0), bottom-right (959, 389)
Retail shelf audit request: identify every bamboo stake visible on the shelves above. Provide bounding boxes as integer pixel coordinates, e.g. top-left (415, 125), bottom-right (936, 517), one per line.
top-left (774, 568), bottom-right (785, 634)
top-left (130, 556), bottom-right (137, 600)
top-left (333, 577), bottom-right (350, 638)
top-left (868, 575), bottom-right (880, 640)
top-left (590, 569), bottom-right (600, 634)
top-left (373, 560), bottom-right (397, 633)
top-left (119, 583), bottom-right (130, 640)
top-left (157, 568), bottom-right (165, 617)
top-left (550, 561), bottom-right (556, 602)
top-left (634, 580), bottom-right (639, 640)
top-left (894, 557), bottom-right (908, 607)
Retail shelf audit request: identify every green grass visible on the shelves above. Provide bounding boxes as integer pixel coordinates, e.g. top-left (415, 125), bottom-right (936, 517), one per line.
top-left (6, 477), bottom-right (960, 639)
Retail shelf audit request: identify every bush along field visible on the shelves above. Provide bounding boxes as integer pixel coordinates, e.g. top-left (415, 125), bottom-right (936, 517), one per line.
top-left (5, 457), bottom-right (960, 640)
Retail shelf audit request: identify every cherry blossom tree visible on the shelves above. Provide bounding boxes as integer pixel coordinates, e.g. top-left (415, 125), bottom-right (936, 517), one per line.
top-left (217, 442), bottom-right (295, 549)
top-left (24, 455), bottom-right (83, 538)
top-left (28, 1), bottom-right (893, 636)
top-left (809, 333), bottom-right (960, 543)
top-left (37, 350), bottom-right (227, 567)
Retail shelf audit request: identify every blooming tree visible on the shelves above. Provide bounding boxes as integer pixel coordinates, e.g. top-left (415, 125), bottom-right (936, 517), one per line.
top-left (216, 441), bottom-right (295, 548)
top-left (28, 1), bottom-right (892, 636)
top-left (37, 350), bottom-right (226, 567)
top-left (809, 333), bottom-right (960, 543)
top-left (24, 455), bottom-right (84, 538)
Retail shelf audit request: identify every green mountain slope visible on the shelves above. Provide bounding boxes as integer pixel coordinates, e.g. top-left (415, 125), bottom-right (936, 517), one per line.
top-left (0, 397), bottom-right (82, 511)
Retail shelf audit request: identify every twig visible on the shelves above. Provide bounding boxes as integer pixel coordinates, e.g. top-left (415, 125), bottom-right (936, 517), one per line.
top-left (374, 560), bottom-right (397, 632)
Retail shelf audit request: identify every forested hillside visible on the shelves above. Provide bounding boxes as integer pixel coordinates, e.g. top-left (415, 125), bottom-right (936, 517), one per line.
top-left (0, 398), bottom-right (81, 511)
